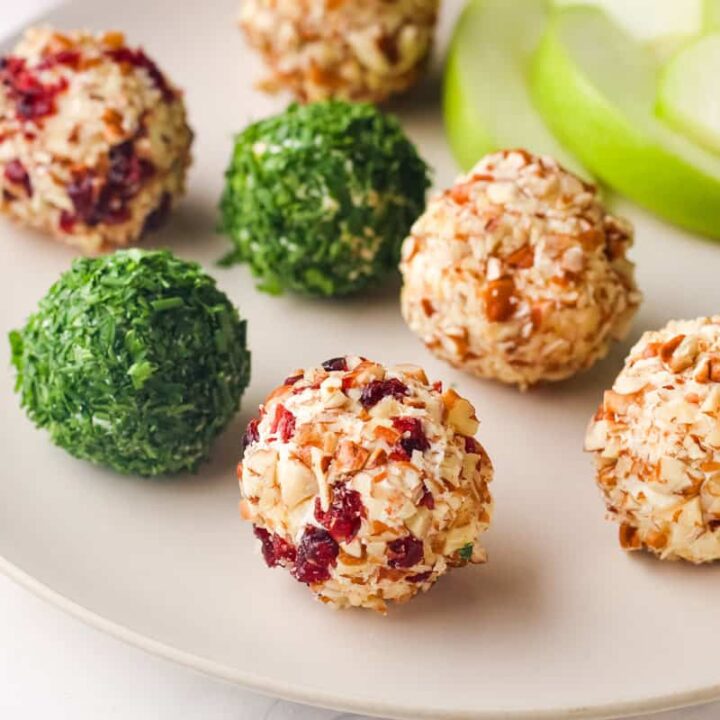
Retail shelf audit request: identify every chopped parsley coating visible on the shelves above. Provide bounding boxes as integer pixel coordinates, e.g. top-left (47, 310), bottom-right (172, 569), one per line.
top-left (219, 100), bottom-right (431, 297)
top-left (10, 249), bottom-right (251, 476)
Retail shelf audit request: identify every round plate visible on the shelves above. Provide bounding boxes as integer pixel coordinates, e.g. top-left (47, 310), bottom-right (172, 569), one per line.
top-left (2, 1), bottom-right (720, 718)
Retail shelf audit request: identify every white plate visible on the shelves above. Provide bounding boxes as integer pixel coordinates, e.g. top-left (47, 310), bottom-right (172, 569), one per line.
top-left (2, 1), bottom-right (720, 718)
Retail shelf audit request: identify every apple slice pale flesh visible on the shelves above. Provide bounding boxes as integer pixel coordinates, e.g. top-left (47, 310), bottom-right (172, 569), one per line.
top-left (657, 34), bottom-right (720, 156)
top-left (553, 0), bottom-right (703, 41)
top-left (443, 0), bottom-right (585, 175)
top-left (553, 0), bottom-right (703, 61)
top-left (531, 6), bottom-right (720, 239)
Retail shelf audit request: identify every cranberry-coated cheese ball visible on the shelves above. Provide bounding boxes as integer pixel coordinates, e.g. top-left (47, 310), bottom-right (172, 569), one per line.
top-left (0, 27), bottom-right (193, 252)
top-left (585, 317), bottom-right (720, 563)
top-left (239, 0), bottom-right (439, 103)
top-left (238, 356), bottom-right (493, 612)
top-left (400, 150), bottom-right (642, 389)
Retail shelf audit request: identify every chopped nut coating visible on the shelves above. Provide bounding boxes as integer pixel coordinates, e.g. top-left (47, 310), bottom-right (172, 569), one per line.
top-left (0, 27), bottom-right (192, 252)
top-left (400, 150), bottom-right (642, 389)
top-left (585, 317), bottom-right (720, 563)
top-left (238, 356), bottom-right (493, 612)
top-left (239, 0), bottom-right (438, 103)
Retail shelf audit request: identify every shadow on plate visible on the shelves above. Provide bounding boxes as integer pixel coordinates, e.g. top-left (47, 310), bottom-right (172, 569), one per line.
top-left (627, 548), bottom-right (720, 579)
top-left (143, 194), bottom-right (226, 261)
top-left (386, 62), bottom-right (443, 120)
top-left (381, 541), bottom-right (547, 634)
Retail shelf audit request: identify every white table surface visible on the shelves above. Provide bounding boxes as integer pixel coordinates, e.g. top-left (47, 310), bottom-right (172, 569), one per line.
top-left (0, 3), bottom-right (719, 719)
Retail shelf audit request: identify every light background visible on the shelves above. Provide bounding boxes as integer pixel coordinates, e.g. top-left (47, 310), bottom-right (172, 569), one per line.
top-left (0, 2), bottom-right (718, 719)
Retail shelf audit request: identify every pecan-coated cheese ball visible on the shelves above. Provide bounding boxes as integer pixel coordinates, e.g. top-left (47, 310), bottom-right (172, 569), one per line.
top-left (238, 356), bottom-right (493, 613)
top-left (585, 317), bottom-right (720, 563)
top-left (400, 150), bottom-right (642, 389)
top-left (0, 27), bottom-right (193, 252)
top-left (239, 0), bottom-right (439, 103)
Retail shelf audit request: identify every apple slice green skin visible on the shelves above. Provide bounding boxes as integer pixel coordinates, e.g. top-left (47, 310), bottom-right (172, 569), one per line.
top-left (657, 34), bottom-right (720, 156)
top-left (706, 0), bottom-right (720, 30)
top-left (531, 6), bottom-right (720, 239)
top-left (443, 0), bottom-right (585, 176)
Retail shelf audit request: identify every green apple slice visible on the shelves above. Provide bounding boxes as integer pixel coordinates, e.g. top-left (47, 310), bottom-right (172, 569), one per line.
top-left (531, 6), bottom-right (720, 239)
top-left (553, 0), bottom-right (703, 62)
top-left (658, 34), bottom-right (720, 155)
top-left (553, 0), bottom-right (703, 41)
top-left (443, 0), bottom-right (584, 175)
top-left (706, 0), bottom-right (720, 30)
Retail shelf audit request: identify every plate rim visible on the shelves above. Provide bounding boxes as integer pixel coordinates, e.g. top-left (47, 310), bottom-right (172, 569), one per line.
top-left (2, 554), bottom-right (719, 720)
top-left (2, 3), bottom-right (720, 719)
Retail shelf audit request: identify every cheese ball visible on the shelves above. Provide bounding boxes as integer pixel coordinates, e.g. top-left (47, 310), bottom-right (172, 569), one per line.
top-left (0, 27), bottom-right (193, 252)
top-left (239, 0), bottom-right (439, 103)
top-left (220, 100), bottom-right (430, 297)
top-left (585, 317), bottom-right (720, 563)
top-left (10, 250), bottom-right (251, 477)
top-left (238, 356), bottom-right (493, 612)
top-left (400, 150), bottom-right (642, 389)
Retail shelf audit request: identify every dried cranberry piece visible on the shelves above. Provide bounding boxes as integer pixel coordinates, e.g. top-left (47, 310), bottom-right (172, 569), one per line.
top-left (54, 50), bottom-right (81, 68)
top-left (270, 404), bottom-right (295, 442)
top-left (59, 210), bottom-right (76, 232)
top-left (0, 55), bottom-right (68, 121)
top-left (107, 140), bottom-right (155, 191)
top-left (321, 357), bottom-right (348, 372)
top-left (106, 47), bottom-right (175, 102)
top-left (314, 483), bottom-right (366, 543)
top-left (284, 373), bottom-right (303, 386)
top-left (253, 527), bottom-right (273, 563)
top-left (253, 526), bottom-right (296, 568)
top-left (360, 378), bottom-right (408, 408)
top-left (98, 141), bottom-right (155, 225)
top-left (464, 436), bottom-right (482, 454)
top-left (242, 418), bottom-right (260, 454)
top-left (66, 141), bottom-right (155, 227)
top-left (94, 185), bottom-right (131, 225)
top-left (387, 536), bottom-right (424, 568)
top-left (292, 526), bottom-right (339, 584)
top-left (388, 449), bottom-right (409, 462)
top-left (419, 486), bottom-right (435, 510)
top-left (67, 170), bottom-right (95, 218)
top-left (391, 416), bottom-right (429, 459)
top-left (106, 141), bottom-right (133, 185)
top-left (38, 50), bottom-right (81, 70)
top-left (4, 159), bottom-right (32, 197)
top-left (408, 571), bottom-right (432, 583)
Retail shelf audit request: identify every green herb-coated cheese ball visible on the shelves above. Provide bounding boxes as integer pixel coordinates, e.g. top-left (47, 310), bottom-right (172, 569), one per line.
top-left (9, 250), bottom-right (251, 476)
top-left (219, 100), bottom-right (431, 297)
